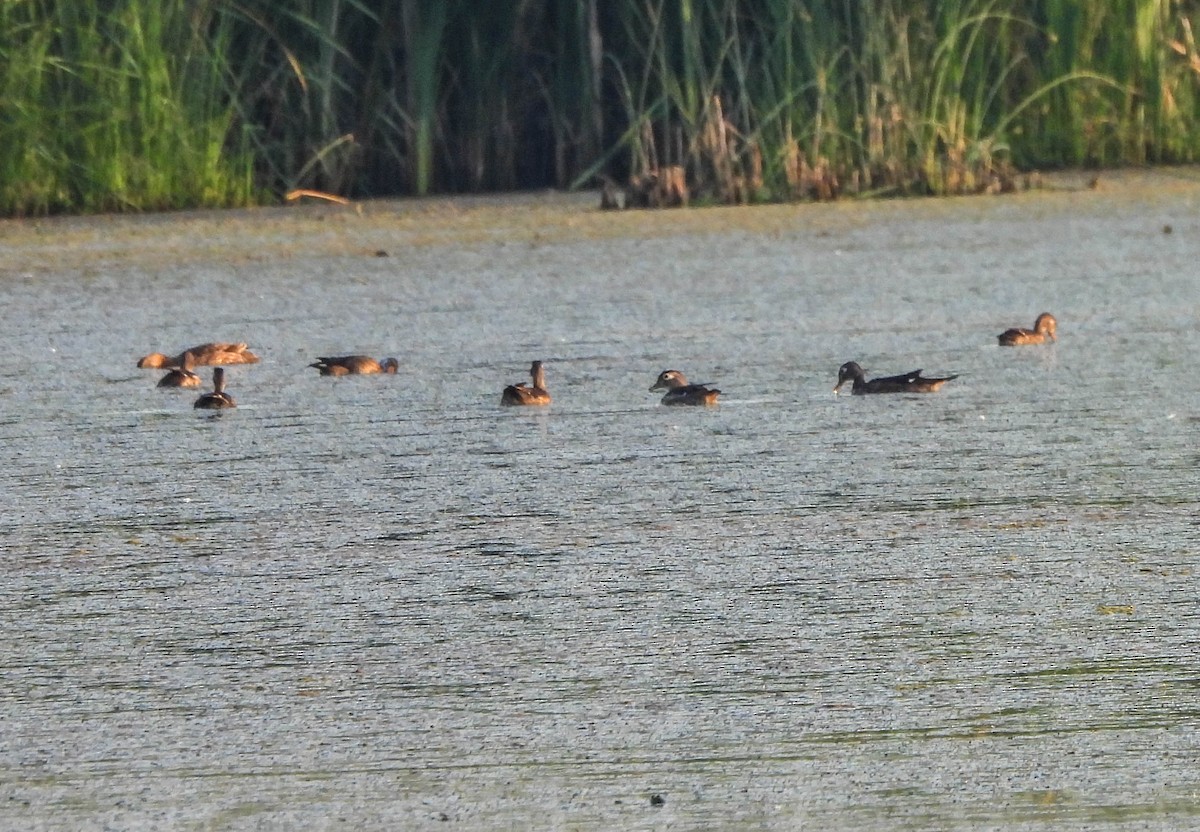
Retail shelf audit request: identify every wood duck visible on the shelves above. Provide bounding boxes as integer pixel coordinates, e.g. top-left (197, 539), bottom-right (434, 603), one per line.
top-left (649, 369), bottom-right (721, 406)
top-left (139, 342), bottom-right (259, 368)
top-left (157, 351), bottom-right (201, 388)
top-left (501, 361), bottom-right (551, 406)
top-left (194, 367), bottom-right (236, 409)
top-left (834, 361), bottom-right (956, 394)
top-left (309, 355), bottom-right (399, 375)
top-left (998, 313), bottom-right (1057, 346)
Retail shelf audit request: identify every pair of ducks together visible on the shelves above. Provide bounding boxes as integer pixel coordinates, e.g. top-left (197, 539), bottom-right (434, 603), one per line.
top-left (501, 362), bottom-right (721, 406)
top-left (145, 355), bottom-right (237, 409)
top-left (154, 359), bottom-right (237, 410)
top-left (835, 312), bottom-right (1057, 394)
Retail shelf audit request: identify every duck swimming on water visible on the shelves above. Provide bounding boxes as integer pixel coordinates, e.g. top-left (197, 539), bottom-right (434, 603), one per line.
top-left (998, 313), bottom-right (1057, 346)
top-left (138, 342), bottom-right (260, 369)
top-left (501, 361), bottom-right (551, 406)
top-left (157, 351), bottom-right (201, 388)
top-left (834, 361), bottom-right (957, 394)
top-left (649, 369), bottom-right (721, 406)
top-left (309, 355), bottom-right (399, 376)
top-left (194, 367), bottom-right (236, 409)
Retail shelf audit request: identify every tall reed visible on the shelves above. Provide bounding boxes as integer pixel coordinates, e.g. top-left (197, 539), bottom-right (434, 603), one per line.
top-left (3, 0), bottom-right (1200, 215)
top-left (0, 0), bottom-right (256, 215)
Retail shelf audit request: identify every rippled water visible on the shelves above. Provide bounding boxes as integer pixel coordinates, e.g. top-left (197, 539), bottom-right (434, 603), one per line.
top-left (2, 176), bottom-right (1199, 830)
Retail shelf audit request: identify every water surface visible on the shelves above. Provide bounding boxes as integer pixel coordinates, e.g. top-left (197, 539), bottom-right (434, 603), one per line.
top-left (2, 172), bottom-right (1199, 830)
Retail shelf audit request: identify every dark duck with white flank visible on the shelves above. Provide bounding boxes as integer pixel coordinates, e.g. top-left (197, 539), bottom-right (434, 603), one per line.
top-left (834, 361), bottom-right (957, 394)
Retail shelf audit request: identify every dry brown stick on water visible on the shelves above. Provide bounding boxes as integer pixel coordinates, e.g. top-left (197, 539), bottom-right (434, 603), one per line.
top-left (285, 189), bottom-right (351, 205)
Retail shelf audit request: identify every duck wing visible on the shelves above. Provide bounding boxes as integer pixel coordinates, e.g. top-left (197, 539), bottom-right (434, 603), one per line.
top-left (502, 383), bottom-right (551, 406)
top-left (998, 327), bottom-right (1034, 345)
top-left (190, 343), bottom-right (260, 365)
top-left (876, 369), bottom-right (924, 386)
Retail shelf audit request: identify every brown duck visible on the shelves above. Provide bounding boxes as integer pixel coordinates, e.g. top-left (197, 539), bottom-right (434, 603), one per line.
top-left (501, 361), bottom-right (551, 406)
top-left (998, 313), bottom-right (1057, 346)
top-left (194, 368), bottom-right (236, 409)
top-left (834, 361), bottom-right (957, 394)
top-left (138, 342), bottom-right (260, 369)
top-left (310, 355), bottom-right (399, 376)
top-left (649, 369), bottom-right (721, 406)
top-left (157, 351), bottom-right (201, 389)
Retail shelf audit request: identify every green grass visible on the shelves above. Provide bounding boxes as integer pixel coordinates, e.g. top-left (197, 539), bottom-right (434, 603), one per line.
top-left (3, 0), bottom-right (1200, 215)
top-left (0, 0), bottom-right (257, 215)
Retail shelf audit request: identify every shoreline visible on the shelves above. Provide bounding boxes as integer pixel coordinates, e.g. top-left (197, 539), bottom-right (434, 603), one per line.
top-left (2, 166), bottom-right (1198, 276)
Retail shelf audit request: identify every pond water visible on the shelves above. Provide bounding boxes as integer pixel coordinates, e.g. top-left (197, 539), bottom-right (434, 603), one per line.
top-left (2, 172), bottom-right (1199, 830)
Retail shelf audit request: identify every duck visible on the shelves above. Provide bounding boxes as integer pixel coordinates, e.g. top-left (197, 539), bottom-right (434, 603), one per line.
top-left (501, 361), bottom-right (551, 406)
top-left (157, 351), bottom-right (201, 388)
top-left (194, 367), bottom-right (236, 409)
top-left (138, 342), bottom-right (260, 369)
top-left (649, 369), bottom-right (721, 406)
top-left (309, 355), bottom-right (399, 376)
top-left (834, 361), bottom-right (957, 394)
top-left (998, 312), bottom-right (1057, 346)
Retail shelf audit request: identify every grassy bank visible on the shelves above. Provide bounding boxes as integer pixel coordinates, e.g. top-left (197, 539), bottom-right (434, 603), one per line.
top-left (3, 0), bottom-right (1200, 215)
